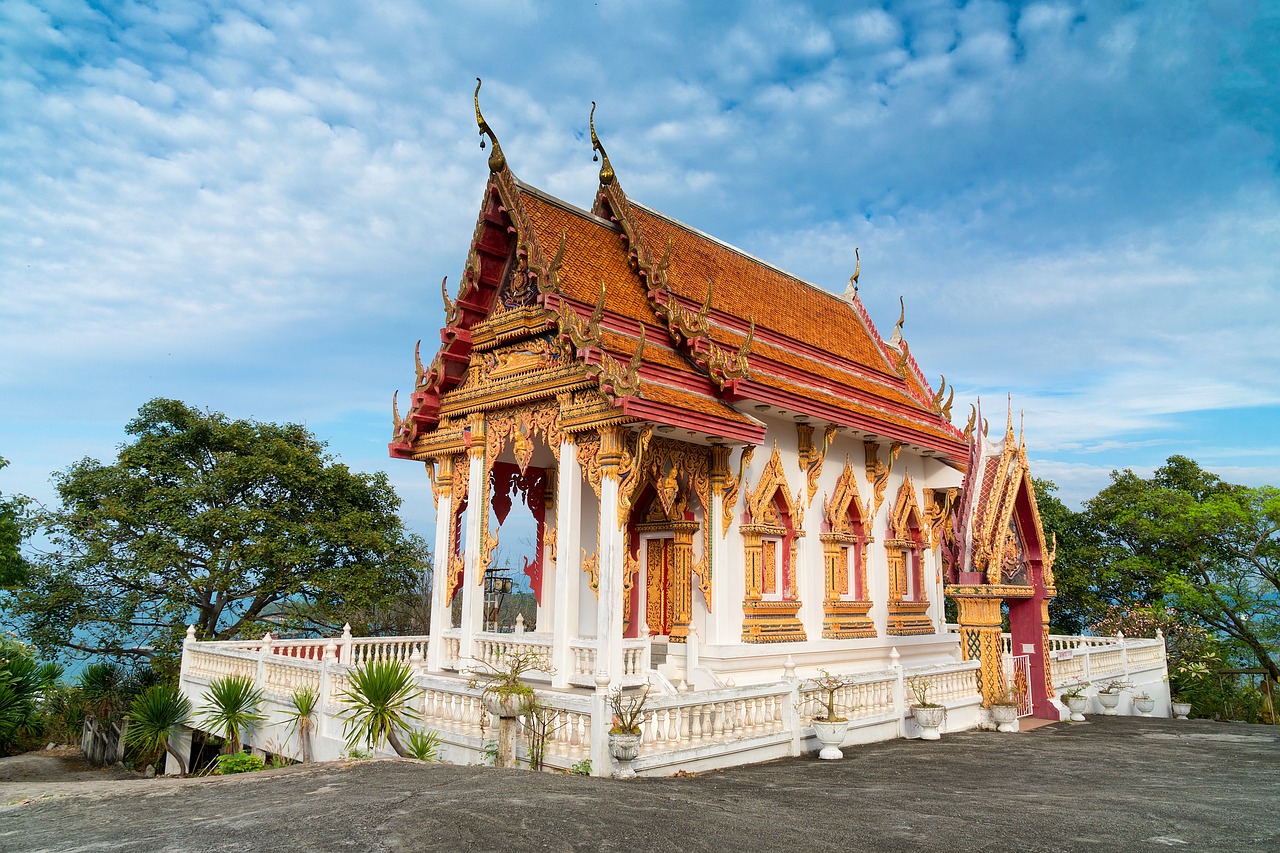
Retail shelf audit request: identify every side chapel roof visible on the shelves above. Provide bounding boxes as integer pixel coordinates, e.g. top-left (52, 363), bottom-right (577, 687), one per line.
top-left (390, 85), bottom-right (965, 461)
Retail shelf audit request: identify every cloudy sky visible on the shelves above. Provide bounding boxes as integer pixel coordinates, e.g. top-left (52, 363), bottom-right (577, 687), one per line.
top-left (2, 0), bottom-right (1277, 546)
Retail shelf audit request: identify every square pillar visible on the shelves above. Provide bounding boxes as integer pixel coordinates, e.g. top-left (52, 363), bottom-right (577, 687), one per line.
top-left (458, 415), bottom-right (488, 666)
top-left (551, 439), bottom-right (582, 688)
top-left (595, 426), bottom-right (626, 687)
top-left (426, 456), bottom-right (454, 673)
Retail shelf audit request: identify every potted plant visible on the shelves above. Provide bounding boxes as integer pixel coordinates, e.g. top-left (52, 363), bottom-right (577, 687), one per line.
top-left (1097, 680), bottom-right (1128, 716)
top-left (1171, 697), bottom-right (1192, 720)
top-left (607, 685), bottom-right (649, 779)
top-left (1060, 683), bottom-right (1088, 721)
top-left (808, 670), bottom-right (855, 759)
top-left (908, 678), bottom-right (945, 740)
top-left (468, 648), bottom-right (552, 769)
top-left (468, 647), bottom-right (551, 719)
top-left (1132, 691), bottom-right (1155, 716)
top-left (990, 687), bottom-right (1021, 733)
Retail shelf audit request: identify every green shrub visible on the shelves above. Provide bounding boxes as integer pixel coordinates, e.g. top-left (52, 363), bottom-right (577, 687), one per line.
top-left (406, 729), bottom-right (442, 762)
top-left (214, 751), bottom-right (265, 775)
top-left (569, 759), bottom-right (592, 776)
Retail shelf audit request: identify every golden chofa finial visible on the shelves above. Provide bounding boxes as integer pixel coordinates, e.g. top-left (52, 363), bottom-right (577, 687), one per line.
top-left (474, 78), bottom-right (506, 172)
top-left (589, 101), bottom-right (615, 185)
top-left (850, 247), bottom-right (860, 292)
top-left (889, 295), bottom-right (905, 348)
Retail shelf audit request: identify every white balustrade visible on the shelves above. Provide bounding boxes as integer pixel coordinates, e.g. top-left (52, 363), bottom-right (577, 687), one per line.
top-left (349, 636), bottom-right (430, 667)
top-left (640, 684), bottom-right (791, 756)
top-left (262, 658), bottom-right (322, 697)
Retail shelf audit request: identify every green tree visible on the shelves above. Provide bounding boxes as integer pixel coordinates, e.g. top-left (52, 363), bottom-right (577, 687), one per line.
top-left (0, 455), bottom-right (31, 590)
top-left (1085, 456), bottom-right (1279, 680)
top-left (1034, 479), bottom-right (1109, 634)
top-left (11, 399), bottom-right (428, 670)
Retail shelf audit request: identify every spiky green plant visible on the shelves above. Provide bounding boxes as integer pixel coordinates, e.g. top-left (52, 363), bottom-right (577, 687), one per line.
top-left (79, 662), bottom-right (128, 722)
top-left (124, 684), bottom-right (192, 775)
top-left (200, 675), bottom-right (266, 754)
top-left (336, 660), bottom-right (418, 758)
top-left (281, 685), bottom-right (319, 764)
top-left (406, 729), bottom-right (442, 762)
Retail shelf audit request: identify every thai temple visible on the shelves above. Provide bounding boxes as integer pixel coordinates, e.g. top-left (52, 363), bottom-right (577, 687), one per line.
top-left (176, 85), bottom-right (1171, 776)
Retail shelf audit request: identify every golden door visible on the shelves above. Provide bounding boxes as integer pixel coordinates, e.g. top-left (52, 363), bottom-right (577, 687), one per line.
top-left (646, 538), bottom-right (676, 635)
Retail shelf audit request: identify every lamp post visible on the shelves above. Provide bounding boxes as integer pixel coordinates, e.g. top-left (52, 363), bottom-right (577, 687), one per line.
top-left (484, 571), bottom-right (514, 632)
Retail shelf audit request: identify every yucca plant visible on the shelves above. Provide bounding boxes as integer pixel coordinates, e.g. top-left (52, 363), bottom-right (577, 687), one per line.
top-left (79, 662), bottom-right (128, 723)
top-left (282, 685), bottom-right (319, 764)
top-left (406, 729), bottom-right (442, 762)
top-left (336, 659), bottom-right (418, 758)
top-left (200, 675), bottom-right (266, 754)
top-left (124, 684), bottom-right (192, 775)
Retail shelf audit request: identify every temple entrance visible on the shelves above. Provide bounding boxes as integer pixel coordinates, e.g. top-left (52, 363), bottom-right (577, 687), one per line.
top-left (645, 537), bottom-right (676, 636)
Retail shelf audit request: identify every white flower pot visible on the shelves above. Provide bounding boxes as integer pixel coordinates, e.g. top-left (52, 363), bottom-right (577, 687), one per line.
top-left (1064, 694), bottom-right (1087, 722)
top-left (913, 705), bottom-right (945, 740)
top-left (608, 732), bottom-right (643, 780)
top-left (1134, 697), bottom-right (1155, 716)
top-left (991, 703), bottom-right (1019, 733)
top-left (812, 719), bottom-right (850, 760)
top-left (1097, 691), bottom-right (1121, 716)
top-left (1171, 701), bottom-right (1192, 720)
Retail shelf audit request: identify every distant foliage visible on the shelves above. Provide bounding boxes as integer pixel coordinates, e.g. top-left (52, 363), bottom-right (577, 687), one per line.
top-left (9, 399), bottom-right (430, 671)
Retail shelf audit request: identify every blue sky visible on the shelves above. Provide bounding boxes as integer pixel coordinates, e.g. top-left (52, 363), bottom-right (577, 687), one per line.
top-left (2, 0), bottom-right (1277, 549)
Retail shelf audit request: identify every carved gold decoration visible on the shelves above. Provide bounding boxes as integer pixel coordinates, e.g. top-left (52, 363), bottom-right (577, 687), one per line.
top-left (705, 320), bottom-right (754, 386)
top-left (591, 325), bottom-right (645, 399)
top-left (484, 401), bottom-right (563, 471)
top-left (582, 548), bottom-right (599, 596)
top-left (746, 443), bottom-right (804, 529)
top-left (441, 275), bottom-right (460, 327)
top-left (556, 282), bottom-right (605, 353)
top-left (887, 472), bottom-right (923, 542)
top-left (720, 445), bottom-right (755, 537)
top-left (739, 443), bottom-right (806, 642)
top-left (797, 423), bottom-right (839, 505)
top-left (474, 78), bottom-right (506, 172)
top-left (923, 488), bottom-right (957, 551)
top-left (863, 441), bottom-right (900, 521)
top-left (931, 375), bottom-right (955, 422)
top-left (616, 424), bottom-right (654, 528)
top-left (589, 101), bottom-right (615, 186)
top-left (885, 472), bottom-right (931, 635)
top-left (575, 432), bottom-right (603, 498)
top-left (824, 456), bottom-right (864, 536)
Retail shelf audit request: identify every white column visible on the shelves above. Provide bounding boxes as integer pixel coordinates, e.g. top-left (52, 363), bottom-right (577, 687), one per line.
top-left (551, 439), bottom-right (582, 688)
top-left (458, 436), bottom-right (487, 666)
top-left (597, 471), bottom-right (625, 686)
top-left (426, 458), bottom-right (454, 673)
top-left (595, 427), bottom-right (626, 687)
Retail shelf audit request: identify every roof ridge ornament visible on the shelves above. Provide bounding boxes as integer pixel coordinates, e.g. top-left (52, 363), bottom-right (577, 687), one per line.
top-left (474, 78), bottom-right (506, 172)
top-left (889, 295), bottom-right (905, 348)
top-left (842, 247), bottom-right (861, 301)
top-left (589, 101), bottom-right (615, 185)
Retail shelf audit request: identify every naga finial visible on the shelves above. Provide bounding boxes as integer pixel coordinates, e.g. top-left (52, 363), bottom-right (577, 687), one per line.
top-left (441, 275), bottom-right (459, 326)
top-left (589, 101), bottom-right (615, 185)
top-left (964, 403), bottom-right (977, 441)
top-left (850, 247), bottom-right (860, 292)
top-left (474, 78), bottom-right (506, 172)
top-left (392, 389), bottom-right (403, 435)
top-left (890, 295), bottom-right (906, 347)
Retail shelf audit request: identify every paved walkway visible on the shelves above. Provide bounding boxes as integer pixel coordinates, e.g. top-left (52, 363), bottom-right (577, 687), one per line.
top-left (3, 716), bottom-right (1277, 852)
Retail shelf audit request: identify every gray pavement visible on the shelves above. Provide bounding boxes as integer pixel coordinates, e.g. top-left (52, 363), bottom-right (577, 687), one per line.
top-left (2, 715), bottom-right (1277, 852)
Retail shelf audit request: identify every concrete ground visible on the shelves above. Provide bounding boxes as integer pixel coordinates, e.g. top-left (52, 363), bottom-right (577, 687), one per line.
top-left (2, 715), bottom-right (1277, 852)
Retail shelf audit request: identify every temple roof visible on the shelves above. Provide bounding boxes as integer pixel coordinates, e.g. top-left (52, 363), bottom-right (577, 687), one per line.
top-left (390, 99), bottom-right (965, 461)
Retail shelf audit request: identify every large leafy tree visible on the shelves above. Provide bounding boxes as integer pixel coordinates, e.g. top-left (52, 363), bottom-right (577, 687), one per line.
top-left (1083, 456), bottom-right (1279, 680)
top-left (11, 399), bottom-right (427, 669)
top-left (0, 455), bottom-right (30, 590)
